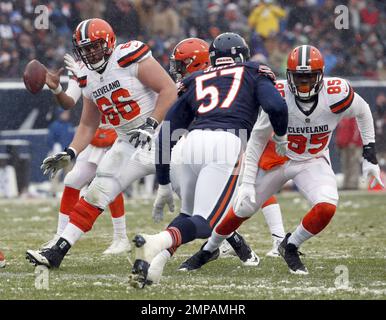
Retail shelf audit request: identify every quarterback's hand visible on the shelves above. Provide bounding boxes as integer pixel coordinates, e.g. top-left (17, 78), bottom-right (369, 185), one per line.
top-left (272, 134), bottom-right (288, 156)
top-left (126, 117), bottom-right (159, 150)
top-left (152, 183), bottom-right (175, 223)
top-left (234, 183), bottom-right (256, 213)
top-left (362, 159), bottom-right (384, 188)
top-left (41, 148), bottom-right (76, 179)
top-left (64, 53), bottom-right (81, 78)
top-left (45, 67), bottom-right (64, 90)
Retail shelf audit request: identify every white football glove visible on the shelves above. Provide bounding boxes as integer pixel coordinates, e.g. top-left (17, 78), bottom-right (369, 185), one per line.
top-left (362, 159), bottom-right (384, 188)
top-left (41, 148), bottom-right (75, 179)
top-left (152, 183), bottom-right (175, 223)
top-left (126, 117), bottom-right (159, 150)
top-left (272, 134), bottom-right (288, 156)
top-left (64, 53), bottom-right (81, 78)
top-left (234, 183), bottom-right (256, 214)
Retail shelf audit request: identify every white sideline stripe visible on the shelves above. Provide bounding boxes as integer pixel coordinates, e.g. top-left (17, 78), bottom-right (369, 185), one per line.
top-left (0, 128), bottom-right (48, 136)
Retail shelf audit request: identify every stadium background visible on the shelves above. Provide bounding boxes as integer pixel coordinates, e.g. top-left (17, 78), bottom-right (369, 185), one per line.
top-left (0, 0), bottom-right (385, 193)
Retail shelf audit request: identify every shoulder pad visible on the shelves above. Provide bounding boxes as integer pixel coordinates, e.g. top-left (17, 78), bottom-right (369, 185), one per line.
top-left (324, 77), bottom-right (354, 114)
top-left (116, 40), bottom-right (151, 68)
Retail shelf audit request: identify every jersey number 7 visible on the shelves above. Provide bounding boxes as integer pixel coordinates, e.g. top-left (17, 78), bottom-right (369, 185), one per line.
top-left (195, 67), bottom-right (244, 114)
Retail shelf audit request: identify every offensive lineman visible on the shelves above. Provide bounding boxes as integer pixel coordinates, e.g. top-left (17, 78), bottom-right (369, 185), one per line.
top-left (26, 18), bottom-right (177, 268)
top-left (42, 54), bottom-right (130, 255)
top-left (187, 45), bottom-right (384, 275)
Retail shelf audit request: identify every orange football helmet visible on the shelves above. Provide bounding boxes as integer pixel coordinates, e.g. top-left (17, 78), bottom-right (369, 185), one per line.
top-left (287, 45), bottom-right (324, 101)
top-left (170, 38), bottom-right (210, 81)
top-left (72, 18), bottom-right (116, 71)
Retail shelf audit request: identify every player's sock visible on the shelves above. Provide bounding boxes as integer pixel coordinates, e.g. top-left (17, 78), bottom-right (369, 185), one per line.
top-left (204, 207), bottom-right (249, 252)
top-left (288, 202), bottom-right (336, 247)
top-left (57, 186), bottom-right (80, 235)
top-left (108, 193), bottom-right (127, 239)
top-left (262, 197), bottom-right (285, 239)
top-left (61, 197), bottom-right (103, 246)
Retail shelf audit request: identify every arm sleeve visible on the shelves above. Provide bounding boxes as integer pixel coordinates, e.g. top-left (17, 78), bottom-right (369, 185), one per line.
top-left (256, 76), bottom-right (288, 137)
top-left (156, 95), bottom-right (195, 185)
top-left (342, 92), bottom-right (375, 145)
top-left (65, 79), bottom-right (82, 104)
top-left (242, 111), bottom-right (274, 184)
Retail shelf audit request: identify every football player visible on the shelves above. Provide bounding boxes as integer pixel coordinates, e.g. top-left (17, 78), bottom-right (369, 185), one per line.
top-left (42, 54), bottom-right (130, 255)
top-left (169, 38), bottom-right (286, 260)
top-left (190, 45), bottom-right (384, 275)
top-left (26, 18), bottom-right (177, 268)
top-left (130, 32), bottom-right (288, 287)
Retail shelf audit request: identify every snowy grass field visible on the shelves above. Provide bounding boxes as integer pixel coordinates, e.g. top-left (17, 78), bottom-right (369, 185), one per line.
top-left (0, 192), bottom-right (385, 300)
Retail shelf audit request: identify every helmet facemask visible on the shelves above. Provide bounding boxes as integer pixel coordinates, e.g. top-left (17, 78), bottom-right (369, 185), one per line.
top-left (73, 38), bottom-right (111, 72)
top-left (287, 69), bottom-right (323, 101)
top-left (169, 56), bottom-right (190, 82)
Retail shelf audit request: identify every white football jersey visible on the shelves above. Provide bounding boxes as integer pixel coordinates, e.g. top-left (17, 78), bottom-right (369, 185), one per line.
top-left (275, 77), bottom-right (355, 161)
top-left (77, 40), bottom-right (157, 139)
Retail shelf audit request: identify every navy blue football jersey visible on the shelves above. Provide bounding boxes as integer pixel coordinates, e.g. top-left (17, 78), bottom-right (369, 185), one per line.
top-left (155, 61), bottom-right (288, 185)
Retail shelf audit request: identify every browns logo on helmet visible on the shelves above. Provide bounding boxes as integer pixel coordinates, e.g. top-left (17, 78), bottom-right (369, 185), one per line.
top-left (72, 18), bottom-right (116, 72)
top-left (169, 38), bottom-right (210, 81)
top-left (287, 45), bottom-right (324, 101)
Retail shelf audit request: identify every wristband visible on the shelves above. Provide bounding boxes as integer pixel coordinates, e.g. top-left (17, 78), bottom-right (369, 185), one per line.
top-left (50, 84), bottom-right (63, 95)
top-left (64, 147), bottom-right (77, 160)
top-left (146, 117), bottom-right (159, 129)
top-left (363, 143), bottom-right (378, 165)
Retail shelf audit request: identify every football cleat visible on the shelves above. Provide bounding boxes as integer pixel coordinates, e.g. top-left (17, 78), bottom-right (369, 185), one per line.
top-left (266, 236), bottom-right (283, 258)
top-left (178, 243), bottom-right (219, 271)
top-left (278, 233), bottom-right (308, 275)
top-left (103, 237), bottom-right (131, 255)
top-left (40, 234), bottom-right (60, 250)
top-left (147, 251), bottom-right (171, 284)
top-left (26, 245), bottom-right (64, 269)
top-left (219, 240), bottom-right (237, 257)
top-left (129, 234), bottom-right (162, 288)
top-left (226, 231), bottom-right (260, 266)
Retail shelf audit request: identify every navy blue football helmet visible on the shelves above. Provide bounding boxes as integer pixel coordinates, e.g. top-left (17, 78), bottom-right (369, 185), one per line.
top-left (209, 32), bottom-right (250, 66)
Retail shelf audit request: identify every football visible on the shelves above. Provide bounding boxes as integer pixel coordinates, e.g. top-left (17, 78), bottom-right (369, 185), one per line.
top-left (23, 59), bottom-right (47, 94)
top-left (0, 250), bottom-right (5, 268)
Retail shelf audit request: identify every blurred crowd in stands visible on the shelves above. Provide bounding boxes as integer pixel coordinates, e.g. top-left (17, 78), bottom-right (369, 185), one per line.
top-left (0, 0), bottom-right (385, 80)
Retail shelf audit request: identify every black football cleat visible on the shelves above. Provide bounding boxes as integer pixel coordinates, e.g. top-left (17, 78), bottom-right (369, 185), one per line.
top-left (278, 233), bottom-right (308, 275)
top-left (226, 231), bottom-right (260, 266)
top-left (26, 245), bottom-right (65, 269)
top-left (178, 242), bottom-right (219, 271)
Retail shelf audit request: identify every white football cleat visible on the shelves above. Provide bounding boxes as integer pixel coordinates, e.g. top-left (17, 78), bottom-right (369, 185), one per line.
top-left (219, 240), bottom-right (237, 257)
top-left (266, 237), bottom-right (283, 258)
top-left (103, 237), bottom-right (131, 255)
top-left (242, 250), bottom-right (260, 266)
top-left (147, 251), bottom-right (171, 284)
top-left (40, 234), bottom-right (60, 250)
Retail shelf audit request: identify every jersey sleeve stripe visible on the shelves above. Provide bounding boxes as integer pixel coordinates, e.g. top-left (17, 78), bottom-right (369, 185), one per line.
top-left (330, 85), bottom-right (354, 114)
top-left (78, 76), bottom-right (87, 88)
top-left (117, 44), bottom-right (150, 67)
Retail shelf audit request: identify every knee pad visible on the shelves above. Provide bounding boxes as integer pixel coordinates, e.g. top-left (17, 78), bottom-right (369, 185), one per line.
top-left (69, 198), bottom-right (102, 232)
top-left (313, 185), bottom-right (339, 206)
top-left (302, 202), bottom-right (336, 235)
top-left (64, 162), bottom-right (96, 189)
top-left (235, 198), bottom-right (259, 218)
top-left (84, 176), bottom-right (121, 210)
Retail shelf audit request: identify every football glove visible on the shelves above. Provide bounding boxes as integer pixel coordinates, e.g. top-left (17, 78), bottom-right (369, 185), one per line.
top-left (126, 117), bottom-right (159, 150)
top-left (152, 183), bottom-right (175, 223)
top-left (64, 53), bottom-right (81, 78)
top-left (362, 159), bottom-right (384, 188)
top-left (362, 143), bottom-right (384, 188)
top-left (41, 148), bottom-right (76, 179)
top-left (272, 134), bottom-right (288, 156)
top-left (258, 64), bottom-right (276, 83)
top-left (234, 182), bottom-right (256, 214)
